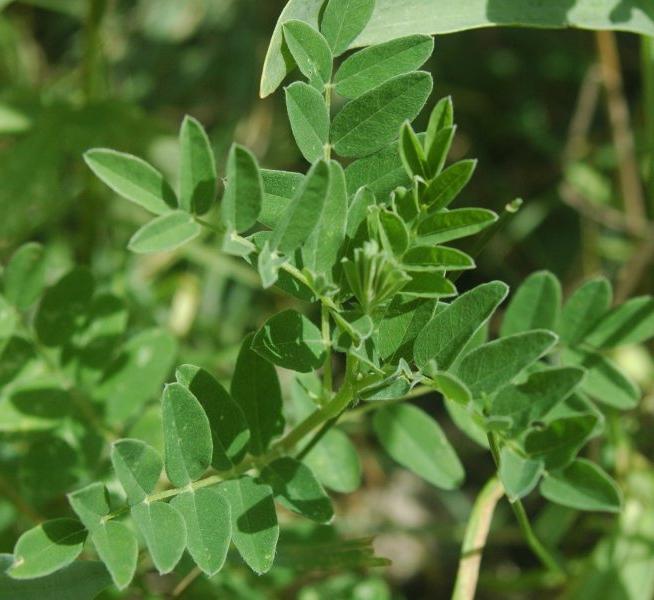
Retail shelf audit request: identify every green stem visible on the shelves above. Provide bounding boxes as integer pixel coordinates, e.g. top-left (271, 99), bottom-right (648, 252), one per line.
top-left (324, 83), bottom-right (333, 160)
top-left (487, 433), bottom-right (565, 580)
top-left (451, 476), bottom-right (504, 600)
top-left (321, 302), bottom-right (333, 396)
top-left (641, 35), bottom-right (654, 214)
top-left (82, 0), bottom-right (108, 102)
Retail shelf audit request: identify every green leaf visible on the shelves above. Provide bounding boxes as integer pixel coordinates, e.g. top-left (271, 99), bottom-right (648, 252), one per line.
top-left (444, 397), bottom-right (488, 448)
top-left (285, 82), bottom-right (330, 163)
top-left (498, 446), bottom-right (543, 502)
top-left (320, 0), bottom-right (375, 55)
top-left (260, 169), bottom-right (303, 229)
top-left (162, 382), bottom-right (213, 487)
top-left (176, 365), bottom-right (250, 471)
top-left (128, 210), bottom-right (201, 254)
top-left (217, 477), bottom-right (279, 575)
top-left (559, 277), bottom-right (612, 345)
top-left (417, 208), bottom-right (497, 244)
top-left (425, 96), bottom-right (454, 156)
top-left (334, 34), bottom-right (433, 99)
top-left (414, 281), bottom-right (508, 370)
top-left (302, 161), bottom-right (347, 275)
top-left (425, 126), bottom-right (456, 178)
top-left (131, 502), bottom-right (186, 574)
top-left (67, 483), bottom-right (110, 531)
top-left (378, 298), bottom-right (436, 362)
top-left (421, 159), bottom-right (477, 211)
top-left (252, 309), bottom-right (325, 373)
top-left (232, 333), bottom-right (285, 455)
top-left (346, 186), bottom-right (375, 238)
top-left (525, 414), bottom-right (598, 469)
top-left (562, 347), bottom-right (639, 410)
top-left (170, 488), bottom-right (231, 576)
top-left (0, 294), bottom-right (16, 339)
top-left (331, 71), bottom-right (433, 158)
top-left (454, 330), bottom-right (558, 398)
top-left (303, 429), bottom-right (361, 493)
top-left (8, 519), bottom-right (86, 579)
top-left (111, 439), bottom-right (162, 505)
top-left (377, 209), bottom-right (409, 255)
top-left (35, 267), bottom-right (94, 347)
top-left (282, 20), bottom-right (332, 87)
top-left (585, 295), bottom-right (654, 349)
top-left (261, 457), bottom-right (334, 523)
top-left (501, 271), bottom-right (561, 337)
top-left (402, 271), bottom-right (457, 299)
top-left (179, 115), bottom-right (217, 214)
top-left (84, 149), bottom-right (176, 215)
top-left (0, 555), bottom-right (111, 600)
top-left (270, 159), bottom-right (330, 254)
top-left (403, 246), bottom-right (474, 271)
top-left (95, 328), bottom-right (177, 424)
top-left (399, 121), bottom-right (428, 179)
top-left (491, 367), bottom-right (585, 434)
top-left (261, 0), bottom-right (654, 98)
top-left (430, 371), bottom-right (472, 406)
top-left (373, 403), bottom-right (464, 489)
top-left (90, 522), bottom-right (137, 590)
top-left (345, 141), bottom-right (411, 199)
top-left (3, 242), bottom-right (46, 309)
top-left (221, 144), bottom-right (262, 233)
top-left (540, 459), bottom-right (622, 513)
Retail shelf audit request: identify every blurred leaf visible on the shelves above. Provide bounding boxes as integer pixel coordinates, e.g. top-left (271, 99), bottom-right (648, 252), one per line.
top-left (3, 242), bottom-right (46, 310)
top-left (403, 246), bottom-right (474, 271)
top-left (585, 296), bottom-right (654, 349)
top-left (179, 116), bottom-right (217, 215)
top-left (221, 144), bottom-right (262, 233)
top-left (304, 428), bottom-right (362, 493)
top-left (128, 210), bottom-right (202, 253)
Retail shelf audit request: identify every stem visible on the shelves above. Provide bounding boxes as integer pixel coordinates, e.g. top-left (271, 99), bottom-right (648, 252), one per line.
top-left (451, 477), bottom-right (504, 600)
top-left (487, 433), bottom-right (565, 580)
top-left (324, 83), bottom-right (333, 160)
top-left (321, 302), bottom-right (333, 395)
top-left (642, 35), bottom-right (654, 212)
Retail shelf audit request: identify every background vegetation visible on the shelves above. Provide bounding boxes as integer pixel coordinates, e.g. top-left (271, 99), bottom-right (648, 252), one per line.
top-left (1, 0), bottom-right (653, 598)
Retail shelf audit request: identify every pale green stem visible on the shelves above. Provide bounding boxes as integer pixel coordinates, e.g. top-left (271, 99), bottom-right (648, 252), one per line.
top-left (321, 302), bottom-right (333, 396)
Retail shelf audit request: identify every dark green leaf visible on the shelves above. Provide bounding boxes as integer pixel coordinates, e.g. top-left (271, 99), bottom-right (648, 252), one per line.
top-left (261, 457), bottom-right (334, 523)
top-left (399, 121), bottom-right (428, 179)
top-left (67, 483), bottom-right (109, 531)
top-left (283, 20), bottom-right (332, 87)
top-left (421, 159), bottom-right (476, 211)
top-left (331, 71), bottom-right (433, 158)
top-left (499, 446), bottom-right (543, 502)
top-left (417, 208), bottom-right (497, 244)
top-left (559, 277), bottom-right (612, 345)
top-left (232, 333), bottom-right (285, 455)
top-left (501, 271), bottom-right (561, 337)
top-left (111, 439), bottom-right (162, 505)
top-left (3, 242), bottom-right (46, 310)
top-left (128, 210), bottom-right (202, 253)
top-left (179, 115), bottom-right (217, 214)
top-left (90, 522), bottom-right (137, 590)
top-left (221, 144), bottom-right (263, 233)
top-left (585, 295), bottom-right (654, 349)
top-left (285, 82), bottom-right (330, 163)
top-left (346, 186), bottom-right (375, 238)
top-left (425, 126), bottom-right (456, 177)
top-left (377, 209), bottom-right (409, 255)
top-left (162, 382), bottom-right (213, 487)
top-left (334, 34), bottom-right (433, 99)
top-left (170, 487), bottom-right (231, 576)
top-left (84, 149), bottom-right (176, 215)
top-left (540, 459), bottom-right (622, 513)
top-left (403, 246), bottom-right (474, 271)
top-left (345, 141), bottom-right (411, 199)
top-left (402, 271), bottom-right (457, 299)
top-left (424, 96), bottom-right (454, 151)
top-left (217, 477), bottom-right (279, 575)
top-left (320, 0), bottom-right (375, 56)
top-left (378, 298), bottom-right (437, 362)
top-left (373, 403), bottom-right (464, 489)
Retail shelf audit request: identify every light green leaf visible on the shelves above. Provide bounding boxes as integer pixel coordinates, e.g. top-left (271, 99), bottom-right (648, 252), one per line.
top-left (377, 209), bottom-right (409, 255)
top-left (303, 428), bottom-right (362, 493)
top-left (232, 333), bottom-right (285, 455)
top-left (285, 82), bottom-right (330, 163)
top-left (454, 330), bottom-right (558, 398)
top-left (283, 20), bottom-right (332, 87)
top-left (402, 271), bottom-right (457, 299)
top-left (270, 159), bottom-right (330, 254)
top-left (0, 295), bottom-right (16, 339)
top-left (444, 397), bottom-right (489, 448)
top-left (585, 295), bottom-right (654, 349)
top-left (176, 365), bottom-right (250, 470)
top-left (331, 71), bottom-right (433, 158)
top-left (179, 115), bottom-right (217, 214)
top-left (559, 277), bottom-right (612, 345)
top-left (501, 271), bottom-right (561, 337)
top-left (90, 522), bottom-right (137, 590)
top-left (128, 210), bottom-right (201, 254)
top-left (8, 519), bottom-right (86, 579)
top-left (499, 446), bottom-right (543, 502)
top-left (131, 502), bottom-right (186, 574)
top-left (562, 347), bottom-right (639, 410)
top-left (34, 267), bottom-right (94, 348)
top-left (346, 186), bottom-right (375, 238)
top-left (334, 34), bottom-right (433, 99)
top-left (221, 143), bottom-right (262, 233)
top-left (162, 382), bottom-right (213, 487)
top-left (170, 487), bottom-right (231, 576)
top-left (111, 439), bottom-right (162, 505)
top-left (425, 96), bottom-right (454, 156)
top-left (345, 141), bottom-right (411, 199)
top-left (302, 161), bottom-right (347, 275)
top-left (399, 121), bottom-right (428, 179)
top-left (67, 483), bottom-right (110, 531)
top-left (373, 403), bottom-right (464, 489)
top-left (259, 169), bottom-right (303, 228)
top-left (217, 477), bottom-right (279, 575)
top-left (84, 149), bottom-right (176, 215)
top-left (378, 298), bottom-right (437, 362)
top-left (95, 328), bottom-right (177, 425)
top-left (261, 457), bottom-right (334, 523)
top-left (252, 309), bottom-right (325, 373)
top-left (421, 159), bottom-right (477, 211)
top-left (320, 0), bottom-right (375, 55)
top-left (540, 459), bottom-right (622, 513)
top-left (3, 242), bottom-right (46, 310)
top-left (417, 208), bottom-right (497, 244)
top-left (414, 281), bottom-right (508, 370)
top-left (403, 246), bottom-right (474, 271)
top-left (425, 126), bottom-right (456, 178)
top-left (430, 371), bottom-right (472, 406)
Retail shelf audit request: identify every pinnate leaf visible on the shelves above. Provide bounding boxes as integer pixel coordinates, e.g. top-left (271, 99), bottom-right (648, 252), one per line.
top-left (320, 0), bottom-right (375, 55)
top-left (128, 210), bottom-right (201, 254)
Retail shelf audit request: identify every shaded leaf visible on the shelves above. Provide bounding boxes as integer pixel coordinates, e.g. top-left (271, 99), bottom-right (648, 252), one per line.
top-left (3, 242), bottom-right (46, 310)
top-left (260, 169), bottom-right (303, 229)
top-left (179, 115), bottom-right (217, 214)
top-left (499, 446), bottom-right (543, 502)
top-left (585, 296), bottom-right (654, 349)
top-left (111, 439), bottom-right (162, 505)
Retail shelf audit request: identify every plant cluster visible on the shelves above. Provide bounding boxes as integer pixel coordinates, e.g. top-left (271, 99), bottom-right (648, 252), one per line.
top-left (3, 0), bottom-right (654, 596)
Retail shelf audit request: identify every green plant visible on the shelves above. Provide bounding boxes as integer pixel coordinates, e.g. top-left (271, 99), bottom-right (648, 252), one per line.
top-left (3, 1), bottom-right (654, 598)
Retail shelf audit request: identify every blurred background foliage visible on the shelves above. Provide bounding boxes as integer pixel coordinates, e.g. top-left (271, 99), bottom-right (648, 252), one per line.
top-left (1, 0), bottom-right (653, 598)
